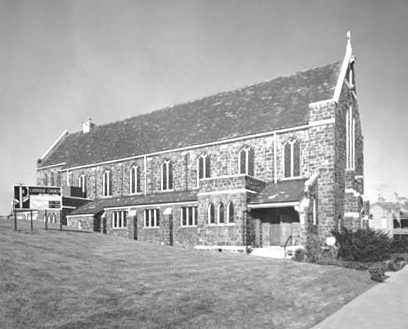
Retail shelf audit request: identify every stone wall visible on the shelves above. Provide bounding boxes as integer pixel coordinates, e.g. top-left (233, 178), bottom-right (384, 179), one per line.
top-left (66, 215), bottom-right (94, 231)
top-left (309, 100), bottom-right (337, 236)
top-left (36, 129), bottom-right (309, 202)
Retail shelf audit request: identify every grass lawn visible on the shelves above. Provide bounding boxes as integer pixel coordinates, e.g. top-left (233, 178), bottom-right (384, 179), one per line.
top-left (0, 217), bottom-right (375, 329)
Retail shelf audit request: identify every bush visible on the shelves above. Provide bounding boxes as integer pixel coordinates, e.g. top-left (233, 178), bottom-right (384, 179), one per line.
top-left (314, 258), bottom-right (370, 271)
top-left (332, 227), bottom-right (392, 262)
top-left (305, 231), bottom-right (325, 263)
top-left (391, 235), bottom-right (408, 253)
top-left (293, 248), bottom-right (306, 262)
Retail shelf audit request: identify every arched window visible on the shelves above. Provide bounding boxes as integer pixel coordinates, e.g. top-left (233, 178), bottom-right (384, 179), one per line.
top-left (283, 140), bottom-right (301, 178)
top-left (50, 172), bottom-right (55, 186)
top-left (161, 160), bottom-right (173, 191)
top-left (197, 154), bottom-right (211, 186)
top-left (130, 165), bottom-right (140, 194)
top-left (79, 174), bottom-right (87, 194)
top-left (346, 106), bottom-right (355, 170)
top-left (238, 147), bottom-right (254, 176)
top-left (103, 170), bottom-right (112, 197)
top-left (44, 173), bottom-right (48, 186)
top-left (208, 203), bottom-right (215, 225)
top-left (218, 203), bottom-right (224, 224)
top-left (227, 202), bottom-right (234, 224)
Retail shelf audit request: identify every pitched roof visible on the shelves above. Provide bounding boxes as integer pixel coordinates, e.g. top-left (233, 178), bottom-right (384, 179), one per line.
top-left (68, 190), bottom-right (198, 216)
top-left (39, 61), bottom-right (341, 169)
top-left (249, 179), bottom-right (307, 205)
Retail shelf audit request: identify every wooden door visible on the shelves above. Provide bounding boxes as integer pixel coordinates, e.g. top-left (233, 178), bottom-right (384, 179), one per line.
top-left (270, 224), bottom-right (280, 246)
top-left (280, 214), bottom-right (292, 246)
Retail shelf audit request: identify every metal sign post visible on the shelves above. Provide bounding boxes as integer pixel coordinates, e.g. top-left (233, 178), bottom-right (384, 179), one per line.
top-left (14, 211), bottom-right (17, 231)
top-left (30, 210), bottom-right (33, 232)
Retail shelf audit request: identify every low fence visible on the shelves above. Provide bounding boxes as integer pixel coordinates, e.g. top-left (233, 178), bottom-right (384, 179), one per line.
top-left (0, 215), bottom-right (91, 234)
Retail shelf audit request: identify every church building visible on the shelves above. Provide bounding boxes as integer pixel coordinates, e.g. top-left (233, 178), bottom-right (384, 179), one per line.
top-left (35, 34), bottom-right (366, 248)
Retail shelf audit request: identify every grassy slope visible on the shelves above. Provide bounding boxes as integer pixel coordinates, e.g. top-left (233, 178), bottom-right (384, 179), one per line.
top-left (0, 218), bottom-right (375, 329)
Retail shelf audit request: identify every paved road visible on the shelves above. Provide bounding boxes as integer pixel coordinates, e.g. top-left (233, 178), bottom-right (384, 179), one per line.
top-left (311, 266), bottom-right (408, 329)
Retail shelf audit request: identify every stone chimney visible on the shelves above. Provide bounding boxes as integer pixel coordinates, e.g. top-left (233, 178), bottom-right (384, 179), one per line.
top-left (82, 117), bottom-right (95, 133)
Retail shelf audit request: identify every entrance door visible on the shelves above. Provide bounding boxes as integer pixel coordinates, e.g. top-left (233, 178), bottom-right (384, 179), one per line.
top-left (280, 214), bottom-right (292, 246)
top-left (270, 224), bottom-right (280, 246)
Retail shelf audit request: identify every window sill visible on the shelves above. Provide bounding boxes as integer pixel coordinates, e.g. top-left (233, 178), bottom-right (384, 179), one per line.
top-left (112, 227), bottom-right (127, 230)
top-left (129, 192), bottom-right (144, 196)
top-left (207, 223), bottom-right (236, 226)
top-left (144, 226), bottom-right (160, 229)
top-left (180, 225), bottom-right (197, 228)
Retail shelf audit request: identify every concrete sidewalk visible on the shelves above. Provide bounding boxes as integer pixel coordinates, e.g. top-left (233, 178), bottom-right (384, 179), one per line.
top-left (311, 266), bottom-right (408, 329)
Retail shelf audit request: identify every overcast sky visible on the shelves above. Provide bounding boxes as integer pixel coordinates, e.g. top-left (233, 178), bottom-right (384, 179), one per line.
top-left (1, 0), bottom-right (408, 214)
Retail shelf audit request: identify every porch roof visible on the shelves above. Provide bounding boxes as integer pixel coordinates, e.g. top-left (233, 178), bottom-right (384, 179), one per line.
top-left (68, 190), bottom-right (198, 216)
top-left (248, 179), bottom-right (307, 207)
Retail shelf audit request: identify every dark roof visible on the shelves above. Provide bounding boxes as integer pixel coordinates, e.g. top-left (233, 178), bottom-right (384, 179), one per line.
top-left (39, 62), bottom-right (341, 169)
top-left (68, 190), bottom-right (198, 216)
top-left (249, 179), bottom-right (307, 204)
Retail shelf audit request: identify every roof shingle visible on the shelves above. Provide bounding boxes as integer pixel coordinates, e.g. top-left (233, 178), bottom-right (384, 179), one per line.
top-left (39, 62), bottom-right (341, 169)
top-left (249, 179), bottom-right (307, 205)
top-left (68, 190), bottom-right (198, 216)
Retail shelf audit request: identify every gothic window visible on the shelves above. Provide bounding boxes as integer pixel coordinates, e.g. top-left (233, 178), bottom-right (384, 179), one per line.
top-left (227, 202), bottom-right (234, 224)
top-left (346, 106), bottom-right (355, 170)
top-left (208, 203), bottom-right (215, 225)
top-left (283, 139), bottom-right (301, 178)
top-left (79, 174), bottom-right (86, 194)
top-left (238, 147), bottom-right (254, 176)
top-left (103, 170), bottom-right (112, 197)
top-left (218, 203), bottom-right (225, 224)
top-left (161, 160), bottom-right (173, 191)
top-left (197, 154), bottom-right (211, 186)
top-left (130, 165), bottom-right (140, 194)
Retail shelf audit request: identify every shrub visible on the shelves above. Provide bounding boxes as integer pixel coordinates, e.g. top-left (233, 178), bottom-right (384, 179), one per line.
top-left (293, 248), bottom-right (306, 262)
top-left (305, 231), bottom-right (325, 263)
top-left (368, 264), bottom-right (386, 282)
top-left (332, 227), bottom-right (392, 262)
top-left (391, 235), bottom-right (408, 254)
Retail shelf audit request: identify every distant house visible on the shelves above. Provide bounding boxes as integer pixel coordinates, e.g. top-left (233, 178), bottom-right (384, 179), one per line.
top-left (370, 198), bottom-right (408, 236)
top-left (35, 33), bottom-right (366, 248)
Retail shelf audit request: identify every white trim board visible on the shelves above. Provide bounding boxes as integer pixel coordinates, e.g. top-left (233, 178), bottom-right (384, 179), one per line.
top-left (104, 200), bottom-right (198, 211)
top-left (248, 201), bottom-right (299, 209)
top-left (39, 130), bottom-right (68, 161)
top-left (198, 189), bottom-right (257, 196)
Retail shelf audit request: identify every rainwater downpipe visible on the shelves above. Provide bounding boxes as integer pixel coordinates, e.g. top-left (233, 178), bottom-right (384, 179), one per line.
top-left (144, 155), bottom-right (147, 196)
top-left (274, 132), bottom-right (277, 184)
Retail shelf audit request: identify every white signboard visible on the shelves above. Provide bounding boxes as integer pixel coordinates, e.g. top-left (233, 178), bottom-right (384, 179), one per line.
top-left (14, 185), bottom-right (62, 210)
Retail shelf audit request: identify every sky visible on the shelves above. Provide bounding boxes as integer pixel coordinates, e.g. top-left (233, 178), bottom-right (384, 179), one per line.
top-left (1, 0), bottom-right (408, 214)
